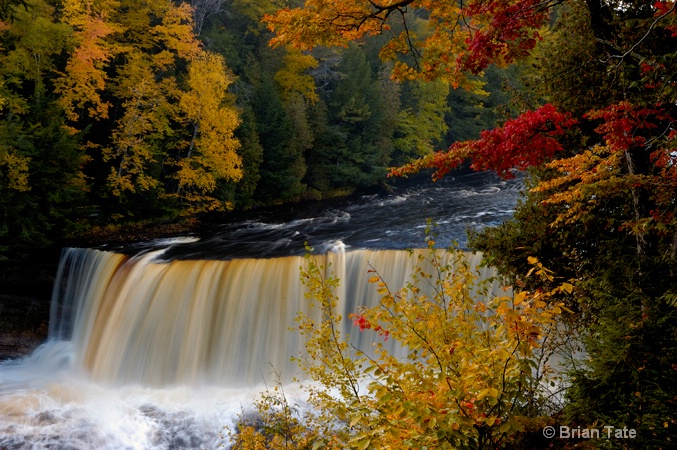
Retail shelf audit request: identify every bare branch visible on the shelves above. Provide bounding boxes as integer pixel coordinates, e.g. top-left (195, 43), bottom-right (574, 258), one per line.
top-left (191, 0), bottom-right (229, 36)
top-left (611, 2), bottom-right (677, 67)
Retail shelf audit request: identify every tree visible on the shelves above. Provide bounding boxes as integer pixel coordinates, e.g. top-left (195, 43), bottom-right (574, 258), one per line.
top-left (304, 43), bottom-right (398, 194)
top-left (52, 0), bottom-right (242, 217)
top-left (391, 103), bottom-right (577, 180)
top-left (0, 0), bottom-right (70, 108)
top-left (264, 1), bottom-right (677, 446)
top-left (54, 0), bottom-right (119, 122)
top-left (226, 108), bottom-right (264, 209)
top-left (232, 245), bottom-right (572, 449)
top-left (444, 64), bottom-right (525, 146)
top-left (103, 54), bottom-right (167, 198)
top-left (0, 0), bottom-right (26, 22)
top-left (274, 48), bottom-right (319, 104)
top-left (393, 79), bottom-right (449, 159)
top-left (247, 50), bottom-right (307, 204)
top-left (265, 0), bottom-right (553, 85)
top-left (0, 0), bottom-right (88, 262)
top-left (172, 52), bottom-right (242, 214)
top-left (0, 106), bottom-right (88, 260)
top-left (190, 0), bottom-right (226, 36)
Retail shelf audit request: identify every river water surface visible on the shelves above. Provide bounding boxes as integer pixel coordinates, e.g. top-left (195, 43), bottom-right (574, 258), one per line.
top-left (125, 171), bottom-right (524, 260)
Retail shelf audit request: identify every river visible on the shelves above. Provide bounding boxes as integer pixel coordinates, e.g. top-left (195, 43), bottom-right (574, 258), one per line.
top-left (0, 171), bottom-right (522, 449)
top-left (122, 171), bottom-right (523, 260)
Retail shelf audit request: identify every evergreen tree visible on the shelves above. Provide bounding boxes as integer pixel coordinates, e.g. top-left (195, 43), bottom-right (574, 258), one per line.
top-left (248, 52), bottom-right (306, 204)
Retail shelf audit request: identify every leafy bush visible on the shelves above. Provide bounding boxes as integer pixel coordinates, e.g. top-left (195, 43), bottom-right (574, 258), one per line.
top-left (230, 244), bottom-right (574, 449)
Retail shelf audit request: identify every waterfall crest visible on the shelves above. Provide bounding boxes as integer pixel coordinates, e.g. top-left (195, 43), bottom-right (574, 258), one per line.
top-left (50, 246), bottom-right (499, 387)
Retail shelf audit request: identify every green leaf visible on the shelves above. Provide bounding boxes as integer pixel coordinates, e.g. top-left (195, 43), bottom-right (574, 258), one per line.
top-left (355, 438), bottom-right (371, 450)
top-left (499, 421), bottom-right (511, 433)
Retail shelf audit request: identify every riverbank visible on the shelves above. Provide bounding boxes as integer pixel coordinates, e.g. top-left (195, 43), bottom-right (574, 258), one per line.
top-left (0, 295), bottom-right (50, 360)
top-left (0, 247), bottom-right (60, 360)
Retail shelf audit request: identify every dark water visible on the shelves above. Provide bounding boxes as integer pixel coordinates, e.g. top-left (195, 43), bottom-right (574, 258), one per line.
top-left (115, 171), bottom-right (524, 260)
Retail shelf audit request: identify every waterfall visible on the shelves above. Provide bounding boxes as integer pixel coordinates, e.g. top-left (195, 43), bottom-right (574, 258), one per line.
top-left (47, 246), bottom-right (499, 387)
top-left (0, 245), bottom-right (501, 449)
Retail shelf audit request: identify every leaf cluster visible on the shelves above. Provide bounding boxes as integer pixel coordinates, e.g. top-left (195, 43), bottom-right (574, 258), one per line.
top-left (235, 246), bottom-right (575, 449)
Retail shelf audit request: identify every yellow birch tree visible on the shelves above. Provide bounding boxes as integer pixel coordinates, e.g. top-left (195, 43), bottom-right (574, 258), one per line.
top-left (173, 51), bottom-right (242, 213)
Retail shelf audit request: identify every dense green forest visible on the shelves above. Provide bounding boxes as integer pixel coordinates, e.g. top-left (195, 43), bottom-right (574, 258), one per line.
top-left (0, 0), bottom-right (516, 265)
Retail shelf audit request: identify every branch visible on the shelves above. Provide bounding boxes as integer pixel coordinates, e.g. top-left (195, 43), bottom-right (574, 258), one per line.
top-left (367, 0), bottom-right (415, 15)
top-left (611, 2), bottom-right (677, 67)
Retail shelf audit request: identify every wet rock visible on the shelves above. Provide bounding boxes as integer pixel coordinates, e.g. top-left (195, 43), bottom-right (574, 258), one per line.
top-left (0, 295), bottom-right (49, 360)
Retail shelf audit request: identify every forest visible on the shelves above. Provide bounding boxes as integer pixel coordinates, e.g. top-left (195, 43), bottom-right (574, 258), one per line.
top-left (0, 0), bottom-right (516, 266)
top-left (1, 0), bottom-right (676, 448)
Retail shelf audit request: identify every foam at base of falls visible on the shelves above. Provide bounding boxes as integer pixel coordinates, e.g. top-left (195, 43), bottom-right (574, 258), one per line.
top-left (0, 341), bottom-right (330, 450)
top-left (0, 341), bottom-right (293, 450)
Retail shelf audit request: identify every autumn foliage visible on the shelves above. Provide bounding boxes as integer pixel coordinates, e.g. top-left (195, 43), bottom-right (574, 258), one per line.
top-left (392, 97), bottom-right (677, 235)
top-left (265, 1), bottom-right (677, 239)
top-left (0, 0), bottom-right (675, 444)
top-left (2, 0), bottom-right (242, 219)
top-left (232, 246), bottom-right (571, 449)
top-left (390, 103), bottom-right (577, 179)
top-left (535, 102), bottom-right (677, 232)
top-left (458, 0), bottom-right (549, 74)
top-left (265, 0), bottom-right (552, 85)
top-left (260, 1), bottom-right (677, 446)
